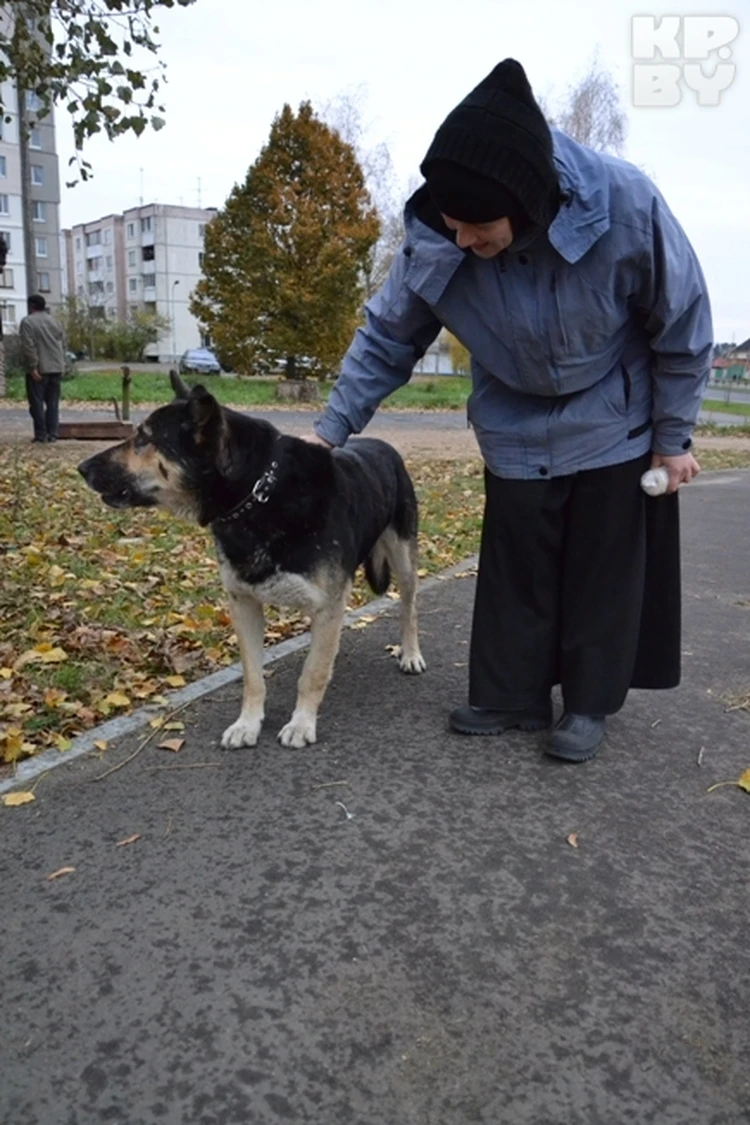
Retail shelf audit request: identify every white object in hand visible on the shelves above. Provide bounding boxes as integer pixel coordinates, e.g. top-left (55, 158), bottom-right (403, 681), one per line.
top-left (640, 467), bottom-right (670, 496)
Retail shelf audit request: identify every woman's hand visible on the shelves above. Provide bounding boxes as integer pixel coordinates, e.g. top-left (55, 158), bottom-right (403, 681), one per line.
top-left (302, 433), bottom-right (334, 449)
top-left (650, 452), bottom-right (700, 493)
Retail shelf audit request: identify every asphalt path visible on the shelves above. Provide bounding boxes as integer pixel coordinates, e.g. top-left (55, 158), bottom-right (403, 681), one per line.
top-left (2, 471), bottom-right (749, 1124)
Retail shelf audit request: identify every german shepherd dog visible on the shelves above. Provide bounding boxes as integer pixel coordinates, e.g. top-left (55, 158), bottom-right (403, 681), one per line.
top-left (78, 373), bottom-right (426, 749)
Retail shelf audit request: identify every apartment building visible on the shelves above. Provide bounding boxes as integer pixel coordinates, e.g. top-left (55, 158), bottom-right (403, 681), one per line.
top-left (65, 203), bottom-right (217, 362)
top-left (0, 79), bottom-right (64, 334)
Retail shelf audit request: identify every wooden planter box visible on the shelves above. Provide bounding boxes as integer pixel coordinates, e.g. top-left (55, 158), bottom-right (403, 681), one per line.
top-left (58, 421), bottom-right (135, 441)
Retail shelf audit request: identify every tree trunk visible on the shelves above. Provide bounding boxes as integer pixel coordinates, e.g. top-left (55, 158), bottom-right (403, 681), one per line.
top-left (275, 379), bottom-right (320, 404)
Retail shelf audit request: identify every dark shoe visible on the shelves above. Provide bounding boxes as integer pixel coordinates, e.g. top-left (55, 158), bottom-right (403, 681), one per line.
top-left (31, 436), bottom-right (47, 443)
top-left (450, 703), bottom-right (552, 735)
top-left (546, 713), bottom-right (606, 762)
top-left (47, 434), bottom-right (59, 442)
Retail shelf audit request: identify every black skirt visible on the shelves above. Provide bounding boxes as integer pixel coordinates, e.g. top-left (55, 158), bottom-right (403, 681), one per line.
top-left (468, 453), bottom-right (681, 715)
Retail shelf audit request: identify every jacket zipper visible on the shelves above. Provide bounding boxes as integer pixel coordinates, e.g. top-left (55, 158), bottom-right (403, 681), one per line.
top-left (550, 272), bottom-right (569, 353)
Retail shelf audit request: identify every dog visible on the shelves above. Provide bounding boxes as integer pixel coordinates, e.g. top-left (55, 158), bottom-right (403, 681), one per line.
top-left (78, 372), bottom-right (426, 749)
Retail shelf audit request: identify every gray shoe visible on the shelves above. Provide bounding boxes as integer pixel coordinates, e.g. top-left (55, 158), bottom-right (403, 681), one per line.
top-left (450, 703), bottom-right (552, 736)
top-left (546, 713), bottom-right (606, 762)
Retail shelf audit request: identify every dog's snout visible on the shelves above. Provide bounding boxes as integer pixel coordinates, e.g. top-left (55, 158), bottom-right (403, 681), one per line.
top-left (78, 456), bottom-right (94, 480)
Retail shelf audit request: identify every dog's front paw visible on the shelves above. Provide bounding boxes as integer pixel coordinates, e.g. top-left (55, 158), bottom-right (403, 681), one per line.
top-left (221, 715), bottom-right (263, 749)
top-left (278, 712), bottom-right (317, 749)
top-left (398, 649), bottom-right (427, 675)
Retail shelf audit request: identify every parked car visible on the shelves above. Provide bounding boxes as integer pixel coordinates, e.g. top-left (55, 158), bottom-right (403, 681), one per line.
top-left (178, 347), bottom-right (222, 375)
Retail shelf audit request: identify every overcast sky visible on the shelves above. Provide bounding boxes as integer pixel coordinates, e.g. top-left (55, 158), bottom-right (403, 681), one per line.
top-left (57, 0), bottom-right (748, 343)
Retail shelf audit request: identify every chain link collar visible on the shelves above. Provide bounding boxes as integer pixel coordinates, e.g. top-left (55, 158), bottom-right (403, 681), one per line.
top-left (211, 461), bottom-right (279, 525)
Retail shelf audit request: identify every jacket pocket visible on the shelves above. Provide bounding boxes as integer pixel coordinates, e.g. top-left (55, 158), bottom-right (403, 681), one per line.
top-left (622, 357), bottom-right (654, 439)
top-left (627, 419), bottom-right (652, 440)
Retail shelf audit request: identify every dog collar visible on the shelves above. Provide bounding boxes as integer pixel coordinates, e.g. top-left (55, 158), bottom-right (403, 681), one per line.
top-left (212, 461), bottom-right (279, 525)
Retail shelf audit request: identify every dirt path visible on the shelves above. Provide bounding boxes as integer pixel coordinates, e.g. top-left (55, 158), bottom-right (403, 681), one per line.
top-left (2, 399), bottom-right (749, 461)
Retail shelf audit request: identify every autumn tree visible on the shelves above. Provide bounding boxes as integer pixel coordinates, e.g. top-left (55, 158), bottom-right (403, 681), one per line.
top-left (446, 330), bottom-right (470, 376)
top-left (191, 101), bottom-right (379, 380)
top-left (541, 55), bottom-right (628, 156)
top-left (321, 87), bottom-right (405, 298)
top-left (0, 0), bottom-right (196, 182)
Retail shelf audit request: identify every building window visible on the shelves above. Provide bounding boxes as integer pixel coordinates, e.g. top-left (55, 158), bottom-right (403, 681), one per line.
top-left (198, 223), bottom-right (205, 238)
top-left (85, 230), bottom-right (101, 247)
top-left (142, 244), bottom-right (155, 262)
top-left (29, 127), bottom-right (42, 149)
top-left (31, 164), bottom-right (43, 186)
top-left (0, 230), bottom-right (11, 252)
top-left (0, 195), bottom-right (9, 215)
top-left (38, 271), bottom-right (50, 292)
top-left (106, 281), bottom-right (114, 293)
top-left (32, 200), bottom-right (46, 222)
top-left (142, 273), bottom-right (155, 288)
top-left (128, 277), bottom-right (137, 293)
top-left (140, 217), bottom-right (152, 233)
top-left (76, 260), bottom-right (83, 276)
top-left (25, 90), bottom-right (43, 112)
top-left (198, 252), bottom-right (204, 269)
top-left (0, 156), bottom-right (6, 178)
top-left (127, 249), bottom-right (136, 267)
top-left (75, 237), bottom-right (81, 252)
top-left (127, 222), bottom-right (135, 239)
top-left (88, 255), bottom-right (102, 272)
top-left (35, 237), bottom-right (48, 257)
top-left (1, 303), bottom-right (16, 326)
top-left (0, 268), bottom-right (14, 288)
top-left (103, 229), bottom-right (112, 245)
top-left (106, 255), bottom-right (113, 269)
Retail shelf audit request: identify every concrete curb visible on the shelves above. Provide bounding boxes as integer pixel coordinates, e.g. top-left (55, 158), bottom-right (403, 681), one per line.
top-left (0, 557), bottom-right (479, 795)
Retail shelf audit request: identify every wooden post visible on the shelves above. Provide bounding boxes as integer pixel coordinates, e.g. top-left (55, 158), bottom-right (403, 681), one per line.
top-left (121, 365), bottom-right (131, 421)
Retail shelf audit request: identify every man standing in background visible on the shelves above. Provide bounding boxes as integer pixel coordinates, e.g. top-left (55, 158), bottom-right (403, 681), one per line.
top-left (19, 294), bottom-right (65, 443)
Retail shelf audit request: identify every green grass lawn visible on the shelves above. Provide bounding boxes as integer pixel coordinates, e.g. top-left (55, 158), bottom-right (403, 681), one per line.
top-left (701, 398), bottom-right (750, 417)
top-left (4, 371), bottom-right (471, 411)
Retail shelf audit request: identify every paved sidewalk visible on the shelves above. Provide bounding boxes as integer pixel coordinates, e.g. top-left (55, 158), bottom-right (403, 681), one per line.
top-left (2, 474), bottom-right (750, 1125)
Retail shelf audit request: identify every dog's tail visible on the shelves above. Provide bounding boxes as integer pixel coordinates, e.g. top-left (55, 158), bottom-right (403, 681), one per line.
top-left (364, 540), bottom-right (392, 596)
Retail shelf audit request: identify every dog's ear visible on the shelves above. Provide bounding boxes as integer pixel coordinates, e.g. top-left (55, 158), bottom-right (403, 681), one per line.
top-left (170, 369), bottom-right (191, 400)
top-left (187, 385), bottom-right (222, 439)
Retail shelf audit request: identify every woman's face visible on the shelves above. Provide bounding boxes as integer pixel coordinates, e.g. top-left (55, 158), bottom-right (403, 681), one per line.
top-left (441, 215), bottom-right (514, 258)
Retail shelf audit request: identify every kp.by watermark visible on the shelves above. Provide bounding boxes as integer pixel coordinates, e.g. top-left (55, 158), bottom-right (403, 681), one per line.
top-left (632, 15), bottom-right (740, 106)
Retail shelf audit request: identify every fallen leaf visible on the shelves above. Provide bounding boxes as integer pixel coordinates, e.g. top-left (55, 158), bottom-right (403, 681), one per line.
top-left (2, 791), bottom-right (36, 807)
top-left (0, 667), bottom-right (13, 680)
top-left (94, 740), bottom-right (108, 751)
top-left (104, 691), bottom-right (131, 708)
top-left (566, 833), bottom-right (579, 849)
top-left (46, 866), bottom-right (75, 880)
top-left (115, 834), bottom-right (141, 847)
top-left (163, 721), bottom-right (185, 732)
top-left (165, 675), bottom-right (186, 688)
top-left (707, 767), bottom-right (750, 794)
top-left (158, 738), bottom-right (185, 753)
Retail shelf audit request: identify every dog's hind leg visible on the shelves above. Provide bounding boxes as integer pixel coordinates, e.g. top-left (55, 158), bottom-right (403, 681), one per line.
top-left (278, 582), bottom-right (351, 749)
top-left (221, 593), bottom-right (266, 749)
top-left (381, 528), bottom-right (427, 674)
